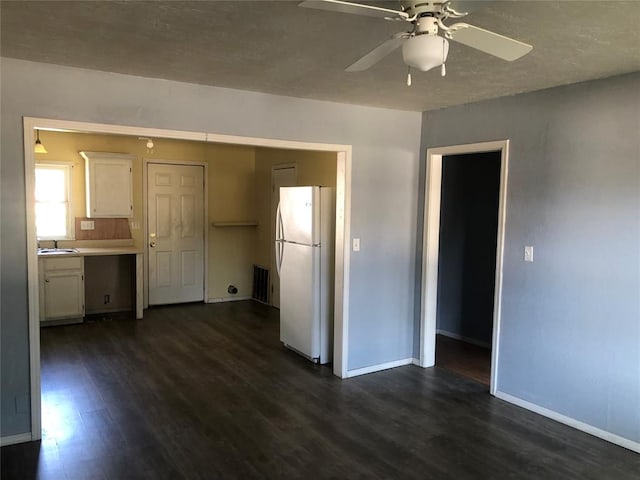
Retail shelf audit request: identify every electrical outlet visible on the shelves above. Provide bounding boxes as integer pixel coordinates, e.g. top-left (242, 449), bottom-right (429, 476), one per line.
top-left (80, 220), bottom-right (95, 230)
top-left (104, 294), bottom-right (111, 304)
top-left (353, 238), bottom-right (360, 252)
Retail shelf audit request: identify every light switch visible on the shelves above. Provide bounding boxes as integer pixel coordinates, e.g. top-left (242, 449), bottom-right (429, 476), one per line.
top-left (352, 238), bottom-right (360, 252)
top-left (524, 246), bottom-right (534, 262)
top-left (80, 220), bottom-right (95, 230)
top-left (130, 220), bottom-right (141, 230)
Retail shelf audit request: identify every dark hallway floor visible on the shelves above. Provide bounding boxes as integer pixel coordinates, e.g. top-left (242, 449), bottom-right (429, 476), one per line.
top-left (2, 301), bottom-right (638, 479)
top-left (435, 334), bottom-right (491, 386)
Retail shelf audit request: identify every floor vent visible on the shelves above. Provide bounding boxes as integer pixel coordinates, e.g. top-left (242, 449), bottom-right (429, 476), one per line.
top-left (252, 265), bottom-right (270, 304)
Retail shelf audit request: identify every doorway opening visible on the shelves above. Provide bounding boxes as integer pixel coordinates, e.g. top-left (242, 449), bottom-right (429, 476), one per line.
top-left (434, 151), bottom-right (501, 386)
top-left (23, 117), bottom-right (352, 442)
top-left (419, 140), bottom-right (509, 395)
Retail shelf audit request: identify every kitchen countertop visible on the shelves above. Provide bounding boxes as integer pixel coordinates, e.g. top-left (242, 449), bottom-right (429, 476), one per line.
top-left (37, 246), bottom-right (142, 257)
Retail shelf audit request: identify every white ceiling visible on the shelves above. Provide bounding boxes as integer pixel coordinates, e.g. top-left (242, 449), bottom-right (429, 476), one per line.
top-left (2, 1), bottom-right (639, 111)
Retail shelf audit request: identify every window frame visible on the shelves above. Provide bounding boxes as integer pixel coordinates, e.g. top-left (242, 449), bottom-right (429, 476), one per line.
top-left (34, 162), bottom-right (75, 240)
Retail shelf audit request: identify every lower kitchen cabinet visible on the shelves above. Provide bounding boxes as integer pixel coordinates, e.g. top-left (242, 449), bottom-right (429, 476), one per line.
top-left (39, 256), bottom-right (84, 324)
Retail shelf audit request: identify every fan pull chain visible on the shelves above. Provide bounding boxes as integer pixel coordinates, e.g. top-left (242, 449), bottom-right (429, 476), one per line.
top-left (441, 40), bottom-right (446, 77)
top-left (441, 63), bottom-right (446, 76)
top-left (407, 66), bottom-right (412, 86)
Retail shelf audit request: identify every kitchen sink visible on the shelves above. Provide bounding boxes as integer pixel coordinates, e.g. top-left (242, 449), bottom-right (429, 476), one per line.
top-left (38, 248), bottom-right (78, 254)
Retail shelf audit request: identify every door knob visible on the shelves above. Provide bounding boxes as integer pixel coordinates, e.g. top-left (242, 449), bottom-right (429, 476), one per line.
top-left (150, 242), bottom-right (157, 248)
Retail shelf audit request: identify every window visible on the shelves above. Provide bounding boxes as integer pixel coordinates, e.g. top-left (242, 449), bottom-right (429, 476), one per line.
top-left (35, 164), bottom-right (73, 239)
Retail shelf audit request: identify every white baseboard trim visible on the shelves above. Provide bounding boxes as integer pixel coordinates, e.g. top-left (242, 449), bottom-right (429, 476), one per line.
top-left (495, 391), bottom-right (640, 454)
top-left (206, 296), bottom-right (252, 304)
top-left (1, 432), bottom-right (32, 446)
top-left (436, 329), bottom-right (491, 349)
top-left (346, 358), bottom-right (414, 378)
top-left (412, 358), bottom-right (421, 366)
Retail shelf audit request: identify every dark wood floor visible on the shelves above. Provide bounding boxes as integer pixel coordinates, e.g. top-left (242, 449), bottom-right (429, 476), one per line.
top-left (435, 334), bottom-right (491, 386)
top-left (2, 301), bottom-right (638, 479)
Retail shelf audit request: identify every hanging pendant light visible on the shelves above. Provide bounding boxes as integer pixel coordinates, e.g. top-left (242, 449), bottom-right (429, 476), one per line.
top-left (34, 129), bottom-right (47, 154)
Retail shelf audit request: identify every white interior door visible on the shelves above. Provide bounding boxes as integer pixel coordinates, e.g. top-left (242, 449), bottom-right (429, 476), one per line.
top-left (270, 166), bottom-right (297, 308)
top-left (148, 163), bottom-right (204, 305)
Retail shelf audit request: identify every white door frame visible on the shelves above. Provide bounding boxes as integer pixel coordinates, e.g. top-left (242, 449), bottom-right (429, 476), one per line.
top-left (22, 116), bottom-right (352, 442)
top-left (419, 140), bottom-right (509, 395)
top-left (143, 159), bottom-right (208, 308)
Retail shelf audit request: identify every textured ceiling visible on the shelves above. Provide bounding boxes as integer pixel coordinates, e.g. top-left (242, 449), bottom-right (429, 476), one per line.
top-left (1, 1), bottom-right (639, 111)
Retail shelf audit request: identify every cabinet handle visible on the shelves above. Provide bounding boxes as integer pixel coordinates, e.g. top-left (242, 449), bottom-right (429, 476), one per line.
top-left (45, 279), bottom-right (49, 283)
top-left (150, 242), bottom-right (157, 248)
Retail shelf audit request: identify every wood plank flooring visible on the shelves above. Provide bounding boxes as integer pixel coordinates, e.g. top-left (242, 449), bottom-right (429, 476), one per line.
top-left (435, 334), bottom-right (491, 386)
top-left (2, 301), bottom-right (638, 479)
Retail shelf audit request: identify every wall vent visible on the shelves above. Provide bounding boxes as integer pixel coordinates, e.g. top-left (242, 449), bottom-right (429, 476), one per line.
top-left (252, 265), bottom-right (270, 304)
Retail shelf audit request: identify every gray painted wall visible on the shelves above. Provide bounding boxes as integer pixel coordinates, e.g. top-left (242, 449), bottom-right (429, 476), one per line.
top-left (437, 152), bottom-right (500, 345)
top-left (0, 58), bottom-right (422, 437)
top-left (420, 73), bottom-right (640, 444)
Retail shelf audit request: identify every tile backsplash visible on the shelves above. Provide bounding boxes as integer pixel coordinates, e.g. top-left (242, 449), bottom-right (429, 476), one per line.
top-left (74, 217), bottom-right (131, 240)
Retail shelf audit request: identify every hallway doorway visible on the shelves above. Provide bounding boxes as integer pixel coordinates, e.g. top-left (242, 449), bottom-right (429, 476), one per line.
top-left (434, 151), bottom-right (500, 386)
top-left (420, 140), bottom-right (509, 394)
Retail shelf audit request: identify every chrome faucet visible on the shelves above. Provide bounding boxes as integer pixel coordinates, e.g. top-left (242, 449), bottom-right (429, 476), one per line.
top-left (53, 240), bottom-right (58, 249)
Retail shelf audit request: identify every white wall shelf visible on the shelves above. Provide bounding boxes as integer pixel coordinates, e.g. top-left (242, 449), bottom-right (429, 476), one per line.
top-left (211, 221), bottom-right (258, 227)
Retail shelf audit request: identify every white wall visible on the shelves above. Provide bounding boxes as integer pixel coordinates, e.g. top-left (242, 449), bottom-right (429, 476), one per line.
top-left (419, 73), bottom-right (640, 446)
top-left (0, 58), bottom-right (422, 437)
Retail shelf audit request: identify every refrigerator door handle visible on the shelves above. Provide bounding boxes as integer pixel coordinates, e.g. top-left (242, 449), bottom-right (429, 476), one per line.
top-left (275, 240), bottom-right (284, 277)
top-left (275, 202), bottom-right (283, 276)
top-left (276, 202), bottom-right (284, 241)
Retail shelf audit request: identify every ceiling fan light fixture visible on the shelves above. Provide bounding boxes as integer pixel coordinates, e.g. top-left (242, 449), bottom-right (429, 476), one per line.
top-left (402, 34), bottom-right (449, 72)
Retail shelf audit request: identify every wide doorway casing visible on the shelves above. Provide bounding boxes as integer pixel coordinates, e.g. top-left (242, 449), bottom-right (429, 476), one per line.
top-left (22, 117), bottom-right (352, 441)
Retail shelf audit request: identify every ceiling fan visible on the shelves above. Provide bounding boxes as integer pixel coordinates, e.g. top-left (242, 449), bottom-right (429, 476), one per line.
top-left (299, 0), bottom-right (533, 84)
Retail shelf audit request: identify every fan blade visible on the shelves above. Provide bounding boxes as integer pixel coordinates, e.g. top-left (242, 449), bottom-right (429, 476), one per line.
top-left (299, 0), bottom-right (408, 20)
top-left (447, 1), bottom-right (480, 15)
top-left (345, 35), bottom-right (405, 72)
top-left (448, 23), bottom-right (532, 61)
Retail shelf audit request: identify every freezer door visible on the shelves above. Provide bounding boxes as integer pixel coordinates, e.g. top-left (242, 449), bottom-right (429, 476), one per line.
top-left (279, 186), bottom-right (320, 246)
top-left (280, 242), bottom-right (321, 360)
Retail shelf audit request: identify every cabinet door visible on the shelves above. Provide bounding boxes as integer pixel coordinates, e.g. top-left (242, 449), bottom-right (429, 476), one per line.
top-left (86, 157), bottom-right (133, 217)
top-left (44, 271), bottom-right (84, 319)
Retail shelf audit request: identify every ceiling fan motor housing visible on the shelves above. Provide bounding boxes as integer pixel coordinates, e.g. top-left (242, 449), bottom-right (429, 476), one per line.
top-left (400, 0), bottom-right (448, 17)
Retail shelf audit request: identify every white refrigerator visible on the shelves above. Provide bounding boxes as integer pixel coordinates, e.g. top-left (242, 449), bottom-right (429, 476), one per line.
top-left (275, 186), bottom-right (334, 364)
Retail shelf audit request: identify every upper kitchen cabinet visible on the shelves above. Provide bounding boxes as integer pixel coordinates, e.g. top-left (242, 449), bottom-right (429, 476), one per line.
top-left (81, 151), bottom-right (135, 218)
